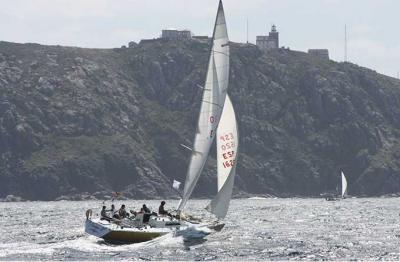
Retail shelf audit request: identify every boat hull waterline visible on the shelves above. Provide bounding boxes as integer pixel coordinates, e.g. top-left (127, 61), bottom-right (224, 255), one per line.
top-left (85, 218), bottom-right (221, 244)
top-left (85, 218), bottom-right (181, 243)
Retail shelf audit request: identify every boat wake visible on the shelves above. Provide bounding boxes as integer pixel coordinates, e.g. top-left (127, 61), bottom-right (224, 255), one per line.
top-left (138, 224), bottom-right (211, 248)
top-left (175, 225), bottom-right (211, 239)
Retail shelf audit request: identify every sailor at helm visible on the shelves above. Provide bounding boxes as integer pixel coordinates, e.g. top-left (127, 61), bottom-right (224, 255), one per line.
top-left (158, 201), bottom-right (172, 217)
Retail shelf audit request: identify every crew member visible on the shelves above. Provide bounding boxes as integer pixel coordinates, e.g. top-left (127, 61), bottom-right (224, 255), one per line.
top-left (158, 201), bottom-right (172, 217)
top-left (118, 204), bottom-right (129, 218)
top-left (100, 206), bottom-right (112, 221)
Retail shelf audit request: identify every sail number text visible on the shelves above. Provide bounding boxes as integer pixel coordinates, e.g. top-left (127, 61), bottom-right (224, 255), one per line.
top-left (219, 132), bottom-right (234, 142)
top-left (219, 132), bottom-right (235, 151)
top-left (210, 116), bottom-right (215, 123)
top-left (220, 132), bottom-right (236, 168)
top-left (222, 159), bottom-right (235, 168)
top-left (222, 150), bottom-right (235, 168)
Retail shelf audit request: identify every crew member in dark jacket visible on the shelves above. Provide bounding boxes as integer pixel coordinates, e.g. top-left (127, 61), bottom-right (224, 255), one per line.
top-left (142, 204), bottom-right (151, 213)
top-left (158, 201), bottom-right (172, 217)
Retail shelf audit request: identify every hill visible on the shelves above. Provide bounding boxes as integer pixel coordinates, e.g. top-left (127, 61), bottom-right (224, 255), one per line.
top-left (1, 39), bottom-right (400, 200)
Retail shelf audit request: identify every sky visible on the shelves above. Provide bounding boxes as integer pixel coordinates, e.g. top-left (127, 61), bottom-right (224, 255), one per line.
top-left (0, 0), bottom-right (399, 78)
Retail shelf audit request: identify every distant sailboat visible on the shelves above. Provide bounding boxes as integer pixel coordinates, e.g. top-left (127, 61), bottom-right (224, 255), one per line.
top-left (341, 171), bottom-right (348, 199)
top-left (323, 171), bottom-right (348, 201)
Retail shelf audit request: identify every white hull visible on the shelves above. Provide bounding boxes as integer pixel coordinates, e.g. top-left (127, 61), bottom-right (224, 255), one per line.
top-left (85, 217), bottom-right (182, 244)
top-left (84, 215), bottom-right (222, 244)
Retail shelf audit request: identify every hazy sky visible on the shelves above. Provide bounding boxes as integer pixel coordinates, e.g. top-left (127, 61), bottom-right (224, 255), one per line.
top-left (0, 0), bottom-right (399, 78)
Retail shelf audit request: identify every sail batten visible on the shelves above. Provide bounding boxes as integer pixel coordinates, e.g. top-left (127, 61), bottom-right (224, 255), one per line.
top-left (177, 0), bottom-right (229, 212)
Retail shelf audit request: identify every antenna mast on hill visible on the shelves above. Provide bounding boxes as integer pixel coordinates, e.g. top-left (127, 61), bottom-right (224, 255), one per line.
top-left (344, 24), bottom-right (348, 62)
top-left (246, 18), bottom-right (249, 44)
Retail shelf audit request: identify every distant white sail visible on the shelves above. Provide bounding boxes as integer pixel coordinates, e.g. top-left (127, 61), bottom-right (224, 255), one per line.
top-left (341, 171), bottom-right (347, 198)
top-left (177, 0), bottom-right (229, 212)
top-left (206, 95), bottom-right (238, 219)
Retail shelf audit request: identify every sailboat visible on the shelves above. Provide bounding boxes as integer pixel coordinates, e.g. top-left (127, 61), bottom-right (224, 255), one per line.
top-left (176, 0), bottom-right (236, 225)
top-left (341, 171), bottom-right (348, 199)
top-left (84, 0), bottom-right (235, 243)
top-left (323, 171), bottom-right (348, 201)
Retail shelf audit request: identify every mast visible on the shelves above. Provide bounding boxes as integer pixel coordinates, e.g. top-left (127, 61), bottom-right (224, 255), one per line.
top-left (344, 24), bottom-right (347, 62)
top-left (246, 18), bottom-right (249, 44)
top-left (177, 0), bottom-right (229, 213)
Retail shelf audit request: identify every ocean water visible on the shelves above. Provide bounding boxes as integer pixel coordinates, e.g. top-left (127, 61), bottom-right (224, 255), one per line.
top-left (0, 198), bottom-right (399, 261)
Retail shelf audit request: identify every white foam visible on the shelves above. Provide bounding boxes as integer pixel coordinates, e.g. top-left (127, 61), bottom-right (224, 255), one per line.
top-left (248, 197), bottom-right (268, 200)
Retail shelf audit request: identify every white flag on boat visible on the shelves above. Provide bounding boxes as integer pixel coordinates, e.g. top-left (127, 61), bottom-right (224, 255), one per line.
top-left (173, 180), bottom-right (181, 190)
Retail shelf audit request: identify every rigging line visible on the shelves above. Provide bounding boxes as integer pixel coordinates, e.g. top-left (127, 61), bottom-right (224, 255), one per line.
top-left (197, 84), bottom-right (211, 91)
top-left (211, 50), bottom-right (229, 57)
top-left (180, 144), bottom-right (193, 151)
top-left (201, 100), bottom-right (224, 108)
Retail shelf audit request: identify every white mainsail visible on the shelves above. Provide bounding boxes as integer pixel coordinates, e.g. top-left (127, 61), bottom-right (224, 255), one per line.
top-left (341, 171), bottom-right (347, 198)
top-left (206, 95), bottom-right (238, 219)
top-left (177, 0), bottom-right (229, 212)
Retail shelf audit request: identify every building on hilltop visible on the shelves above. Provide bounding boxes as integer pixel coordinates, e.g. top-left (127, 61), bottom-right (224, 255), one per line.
top-left (192, 35), bottom-right (209, 40)
top-left (136, 28), bottom-right (193, 45)
top-left (256, 25), bottom-right (279, 50)
top-left (161, 28), bottom-right (192, 40)
top-left (128, 41), bottom-right (138, 48)
top-left (308, 49), bottom-right (330, 60)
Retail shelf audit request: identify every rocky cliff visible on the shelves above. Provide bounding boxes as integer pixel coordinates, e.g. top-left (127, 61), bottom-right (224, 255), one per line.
top-left (1, 39), bottom-right (400, 200)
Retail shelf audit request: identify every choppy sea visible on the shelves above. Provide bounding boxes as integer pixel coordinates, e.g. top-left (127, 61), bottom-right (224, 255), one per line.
top-left (0, 198), bottom-right (399, 261)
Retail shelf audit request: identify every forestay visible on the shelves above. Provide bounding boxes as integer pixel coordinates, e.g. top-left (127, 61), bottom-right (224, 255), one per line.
top-left (206, 95), bottom-right (238, 219)
top-left (177, 0), bottom-right (229, 212)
